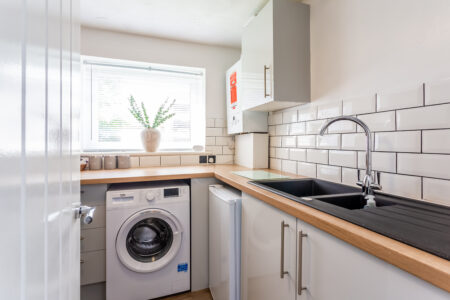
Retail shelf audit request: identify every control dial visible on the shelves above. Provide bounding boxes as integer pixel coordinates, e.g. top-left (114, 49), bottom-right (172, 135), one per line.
top-left (145, 190), bottom-right (158, 202)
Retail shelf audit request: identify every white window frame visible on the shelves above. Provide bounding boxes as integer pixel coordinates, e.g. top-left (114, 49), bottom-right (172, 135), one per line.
top-left (80, 56), bottom-right (206, 152)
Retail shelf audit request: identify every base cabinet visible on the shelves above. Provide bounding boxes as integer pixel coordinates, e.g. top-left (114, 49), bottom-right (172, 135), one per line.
top-left (297, 219), bottom-right (449, 300)
top-left (241, 193), bottom-right (296, 300)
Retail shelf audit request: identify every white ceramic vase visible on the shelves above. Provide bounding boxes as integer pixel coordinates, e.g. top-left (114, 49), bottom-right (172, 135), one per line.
top-left (140, 128), bottom-right (161, 152)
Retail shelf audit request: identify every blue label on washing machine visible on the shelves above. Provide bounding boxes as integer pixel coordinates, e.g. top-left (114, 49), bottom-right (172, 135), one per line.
top-left (177, 263), bottom-right (188, 272)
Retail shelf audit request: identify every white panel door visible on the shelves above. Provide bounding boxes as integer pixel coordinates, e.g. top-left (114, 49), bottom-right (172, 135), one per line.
top-left (241, 193), bottom-right (296, 300)
top-left (0, 0), bottom-right (80, 299)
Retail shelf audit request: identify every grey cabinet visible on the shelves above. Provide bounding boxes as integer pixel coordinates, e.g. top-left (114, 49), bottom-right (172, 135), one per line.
top-left (241, 0), bottom-right (310, 111)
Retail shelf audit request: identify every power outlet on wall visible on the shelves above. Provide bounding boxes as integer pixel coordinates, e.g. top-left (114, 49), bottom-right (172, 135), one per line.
top-left (199, 155), bottom-right (207, 164)
top-left (207, 155), bottom-right (216, 164)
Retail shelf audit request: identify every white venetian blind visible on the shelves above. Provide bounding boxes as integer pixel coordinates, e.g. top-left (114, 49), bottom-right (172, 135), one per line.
top-left (81, 58), bottom-right (205, 151)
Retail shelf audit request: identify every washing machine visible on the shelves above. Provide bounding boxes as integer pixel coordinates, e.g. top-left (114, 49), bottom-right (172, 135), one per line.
top-left (106, 181), bottom-right (190, 300)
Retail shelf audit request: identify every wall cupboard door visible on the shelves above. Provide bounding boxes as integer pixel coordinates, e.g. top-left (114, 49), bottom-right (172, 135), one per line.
top-left (296, 219), bottom-right (449, 300)
top-left (241, 193), bottom-right (296, 300)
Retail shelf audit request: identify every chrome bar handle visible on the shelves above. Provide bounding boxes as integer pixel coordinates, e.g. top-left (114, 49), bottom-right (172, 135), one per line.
top-left (75, 205), bottom-right (96, 224)
top-left (264, 65), bottom-right (270, 98)
top-left (280, 221), bottom-right (289, 278)
top-left (298, 230), bottom-right (308, 295)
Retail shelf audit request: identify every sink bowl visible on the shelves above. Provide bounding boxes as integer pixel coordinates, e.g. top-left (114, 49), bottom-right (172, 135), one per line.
top-left (311, 194), bottom-right (396, 210)
top-left (249, 178), bottom-right (359, 198)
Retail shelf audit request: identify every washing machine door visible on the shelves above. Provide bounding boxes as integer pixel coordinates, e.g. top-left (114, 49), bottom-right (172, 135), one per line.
top-left (116, 208), bottom-right (183, 273)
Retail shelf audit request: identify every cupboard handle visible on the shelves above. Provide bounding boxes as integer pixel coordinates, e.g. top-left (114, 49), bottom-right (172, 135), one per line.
top-left (264, 65), bottom-right (270, 98)
top-left (298, 230), bottom-right (308, 295)
top-left (280, 221), bottom-right (289, 278)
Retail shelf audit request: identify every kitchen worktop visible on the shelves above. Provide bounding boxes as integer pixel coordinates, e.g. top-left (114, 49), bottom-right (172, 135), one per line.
top-left (81, 165), bottom-right (450, 292)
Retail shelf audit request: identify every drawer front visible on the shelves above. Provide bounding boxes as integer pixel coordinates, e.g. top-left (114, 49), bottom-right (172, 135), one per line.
top-left (81, 228), bottom-right (105, 252)
top-left (80, 250), bottom-right (106, 286)
top-left (81, 204), bottom-right (105, 230)
top-left (81, 184), bottom-right (107, 206)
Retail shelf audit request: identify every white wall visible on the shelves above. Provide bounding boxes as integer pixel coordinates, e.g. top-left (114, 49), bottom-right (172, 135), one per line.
top-left (80, 26), bottom-right (241, 118)
top-left (308, 0), bottom-right (450, 102)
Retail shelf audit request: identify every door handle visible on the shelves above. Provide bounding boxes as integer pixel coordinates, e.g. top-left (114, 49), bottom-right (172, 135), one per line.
top-left (298, 230), bottom-right (308, 295)
top-left (264, 65), bottom-right (270, 98)
top-left (280, 221), bottom-right (289, 278)
top-left (75, 205), bottom-right (96, 224)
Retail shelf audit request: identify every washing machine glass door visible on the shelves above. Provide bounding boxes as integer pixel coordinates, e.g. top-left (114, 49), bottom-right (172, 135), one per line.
top-left (116, 208), bottom-right (183, 273)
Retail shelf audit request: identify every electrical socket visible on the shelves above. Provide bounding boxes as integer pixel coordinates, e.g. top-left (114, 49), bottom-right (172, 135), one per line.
top-left (207, 155), bottom-right (216, 164)
top-left (199, 155), bottom-right (207, 164)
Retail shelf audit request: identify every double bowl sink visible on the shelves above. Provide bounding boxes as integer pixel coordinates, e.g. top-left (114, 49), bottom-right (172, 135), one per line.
top-left (249, 178), bottom-right (395, 210)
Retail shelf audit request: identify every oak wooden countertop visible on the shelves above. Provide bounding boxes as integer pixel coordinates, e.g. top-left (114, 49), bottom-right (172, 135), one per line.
top-left (81, 164), bottom-right (450, 292)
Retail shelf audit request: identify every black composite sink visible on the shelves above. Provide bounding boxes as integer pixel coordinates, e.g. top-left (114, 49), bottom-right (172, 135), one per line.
top-left (248, 178), bottom-right (450, 260)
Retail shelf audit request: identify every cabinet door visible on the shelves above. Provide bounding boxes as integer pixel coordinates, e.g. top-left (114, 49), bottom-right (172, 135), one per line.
top-left (241, 193), bottom-right (296, 300)
top-left (297, 219), bottom-right (449, 300)
top-left (241, 0), bottom-right (273, 110)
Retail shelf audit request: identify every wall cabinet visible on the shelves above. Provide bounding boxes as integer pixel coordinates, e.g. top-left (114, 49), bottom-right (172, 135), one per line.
top-left (241, 0), bottom-right (310, 112)
top-left (241, 193), bottom-right (448, 300)
top-left (241, 193), bottom-right (297, 300)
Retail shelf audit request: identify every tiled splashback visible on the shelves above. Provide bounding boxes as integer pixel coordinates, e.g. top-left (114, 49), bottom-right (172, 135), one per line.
top-left (268, 78), bottom-right (450, 207)
top-left (129, 117), bottom-right (234, 167)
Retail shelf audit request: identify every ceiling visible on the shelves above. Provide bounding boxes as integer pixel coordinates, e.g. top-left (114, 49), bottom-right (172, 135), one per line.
top-left (80, 0), bottom-right (269, 48)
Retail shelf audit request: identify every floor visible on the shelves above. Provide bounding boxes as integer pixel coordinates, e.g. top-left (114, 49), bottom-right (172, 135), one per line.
top-left (157, 289), bottom-right (213, 300)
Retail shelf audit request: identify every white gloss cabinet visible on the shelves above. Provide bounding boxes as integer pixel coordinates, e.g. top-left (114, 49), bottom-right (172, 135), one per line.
top-left (241, 193), bottom-right (296, 300)
top-left (296, 219), bottom-right (449, 300)
top-left (241, 0), bottom-right (310, 112)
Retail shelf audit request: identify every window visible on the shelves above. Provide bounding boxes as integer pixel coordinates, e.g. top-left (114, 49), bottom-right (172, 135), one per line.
top-left (81, 57), bottom-right (205, 151)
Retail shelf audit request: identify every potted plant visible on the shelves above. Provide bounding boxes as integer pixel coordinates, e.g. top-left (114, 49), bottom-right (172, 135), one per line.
top-left (128, 96), bottom-right (176, 152)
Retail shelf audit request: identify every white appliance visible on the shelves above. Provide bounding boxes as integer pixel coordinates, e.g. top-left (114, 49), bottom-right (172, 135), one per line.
top-left (106, 181), bottom-right (190, 300)
top-left (226, 60), bottom-right (268, 134)
top-left (209, 185), bottom-right (242, 300)
top-left (234, 133), bottom-right (269, 169)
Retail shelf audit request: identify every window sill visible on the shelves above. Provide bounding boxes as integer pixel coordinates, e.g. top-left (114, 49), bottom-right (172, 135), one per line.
top-left (81, 151), bottom-right (211, 157)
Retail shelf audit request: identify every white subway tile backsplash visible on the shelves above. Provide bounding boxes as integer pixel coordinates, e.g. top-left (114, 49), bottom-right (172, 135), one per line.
top-left (422, 129), bottom-right (450, 154)
top-left (282, 110), bottom-right (298, 123)
top-left (276, 124), bottom-right (290, 136)
top-left (316, 134), bottom-right (341, 150)
top-left (343, 95), bottom-right (376, 115)
top-left (376, 85), bottom-right (423, 111)
top-left (307, 149), bottom-right (328, 164)
top-left (357, 111), bottom-right (395, 132)
top-left (341, 133), bottom-right (372, 151)
top-left (423, 178), bottom-right (450, 206)
top-left (180, 155), bottom-right (199, 165)
top-left (289, 148), bottom-right (306, 161)
top-left (306, 119), bottom-right (327, 135)
top-left (341, 168), bottom-right (358, 186)
top-left (206, 118), bottom-right (215, 127)
top-left (396, 103), bottom-right (450, 130)
top-left (270, 158), bottom-right (281, 170)
top-left (329, 150), bottom-right (357, 168)
top-left (282, 160), bottom-right (297, 174)
top-left (130, 157), bottom-right (140, 168)
top-left (276, 148), bottom-right (289, 159)
top-left (290, 122), bottom-right (306, 135)
top-left (140, 156), bottom-right (160, 167)
top-left (380, 173), bottom-right (422, 199)
top-left (205, 137), bottom-right (215, 146)
top-left (206, 127), bottom-right (223, 137)
top-left (298, 105), bottom-right (317, 121)
top-left (398, 153), bottom-right (450, 180)
top-left (282, 136), bottom-right (297, 148)
top-left (269, 147), bottom-right (276, 158)
top-left (374, 131), bottom-right (421, 153)
top-left (214, 118), bottom-right (226, 128)
top-left (317, 165), bottom-right (341, 182)
top-left (222, 146), bottom-right (234, 155)
top-left (216, 155), bottom-right (234, 164)
top-left (297, 162), bottom-right (316, 177)
top-left (425, 78), bottom-right (450, 105)
top-left (297, 135), bottom-right (316, 148)
top-left (268, 112), bottom-right (283, 125)
top-left (358, 151), bottom-right (396, 173)
top-left (205, 146), bottom-right (223, 155)
top-left (215, 136), bottom-right (232, 146)
top-left (270, 136), bottom-right (282, 147)
top-left (268, 125), bottom-right (276, 136)
top-left (161, 155), bottom-right (180, 166)
top-left (327, 120), bottom-right (357, 133)
top-left (317, 101), bottom-right (342, 119)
